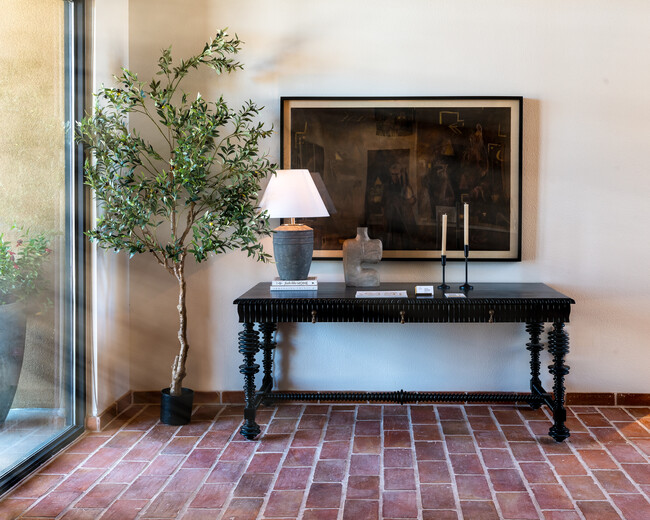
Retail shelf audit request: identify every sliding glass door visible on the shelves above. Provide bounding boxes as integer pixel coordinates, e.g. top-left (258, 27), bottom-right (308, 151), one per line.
top-left (0, 0), bottom-right (85, 493)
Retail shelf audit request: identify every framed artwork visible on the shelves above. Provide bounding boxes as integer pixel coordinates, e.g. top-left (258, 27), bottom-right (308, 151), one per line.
top-left (281, 97), bottom-right (522, 260)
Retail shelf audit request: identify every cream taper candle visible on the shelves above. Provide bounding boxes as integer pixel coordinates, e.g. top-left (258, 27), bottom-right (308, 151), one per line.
top-left (463, 203), bottom-right (469, 246)
top-left (441, 213), bottom-right (448, 256)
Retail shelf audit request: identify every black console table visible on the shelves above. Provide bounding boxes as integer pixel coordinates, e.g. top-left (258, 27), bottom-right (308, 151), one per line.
top-left (233, 283), bottom-right (575, 442)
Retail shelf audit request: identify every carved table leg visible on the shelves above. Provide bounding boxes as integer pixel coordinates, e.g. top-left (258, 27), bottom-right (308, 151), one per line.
top-left (548, 321), bottom-right (571, 442)
top-left (239, 322), bottom-right (261, 440)
top-left (259, 322), bottom-right (277, 405)
top-left (526, 322), bottom-right (544, 409)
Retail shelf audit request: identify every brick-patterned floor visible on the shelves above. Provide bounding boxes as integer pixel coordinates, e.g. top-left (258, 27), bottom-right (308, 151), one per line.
top-left (1, 403), bottom-right (649, 519)
top-left (0, 409), bottom-right (66, 470)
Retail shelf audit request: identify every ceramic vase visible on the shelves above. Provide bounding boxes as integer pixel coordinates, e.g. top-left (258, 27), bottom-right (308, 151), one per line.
top-left (0, 301), bottom-right (27, 425)
top-left (342, 227), bottom-right (382, 287)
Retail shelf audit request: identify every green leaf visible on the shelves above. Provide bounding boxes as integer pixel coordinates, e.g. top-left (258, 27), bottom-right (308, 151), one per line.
top-left (76, 30), bottom-right (275, 269)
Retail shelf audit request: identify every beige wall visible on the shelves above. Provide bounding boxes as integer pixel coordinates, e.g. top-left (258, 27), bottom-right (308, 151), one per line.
top-left (90, 0), bottom-right (650, 399)
top-left (88, 0), bottom-right (132, 417)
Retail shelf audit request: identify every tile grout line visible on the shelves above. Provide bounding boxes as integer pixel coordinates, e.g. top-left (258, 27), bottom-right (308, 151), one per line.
top-left (570, 406), bottom-right (649, 512)
top-left (476, 406), bottom-right (509, 520)
top-left (516, 406), bottom-right (588, 520)
top-left (18, 404), bottom-right (153, 519)
top-left (590, 405), bottom-right (650, 465)
top-left (334, 404), bottom-right (358, 520)
top-left (172, 404), bottom-right (236, 519)
top-left (0, 410), bottom-right (68, 472)
top-left (62, 404), bottom-right (156, 518)
top-left (214, 405), bottom-right (268, 520)
top-left (611, 406), bottom-right (650, 460)
top-left (3, 417), bottom-right (115, 503)
top-left (113, 405), bottom-right (190, 520)
top-left (252, 403), bottom-right (301, 520)
top-left (511, 406), bottom-right (563, 519)
top-left (379, 404), bottom-right (386, 520)
top-left (576, 405), bottom-right (650, 460)
top-left (93, 409), bottom-right (165, 519)
top-left (406, 404), bottom-right (424, 520)
top-left (251, 404), bottom-right (284, 520)
top-left (569, 408), bottom-right (633, 508)
top-left (292, 403), bottom-right (328, 520)
top-left (118, 406), bottom-right (190, 520)
top-left (3, 403), bottom-right (648, 519)
top-left (436, 406), bottom-right (462, 520)
top-left (87, 402), bottom-right (234, 520)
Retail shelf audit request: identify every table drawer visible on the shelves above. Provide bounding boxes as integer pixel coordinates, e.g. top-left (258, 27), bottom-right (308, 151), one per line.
top-left (237, 301), bottom-right (561, 323)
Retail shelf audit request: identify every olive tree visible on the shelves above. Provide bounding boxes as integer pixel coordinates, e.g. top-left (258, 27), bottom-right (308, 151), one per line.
top-left (77, 31), bottom-right (274, 396)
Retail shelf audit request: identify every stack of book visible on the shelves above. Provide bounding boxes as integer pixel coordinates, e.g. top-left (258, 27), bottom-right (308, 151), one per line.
top-left (270, 277), bottom-right (318, 291)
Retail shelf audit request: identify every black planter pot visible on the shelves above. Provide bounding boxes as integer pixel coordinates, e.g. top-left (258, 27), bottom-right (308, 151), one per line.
top-left (0, 302), bottom-right (27, 426)
top-left (160, 387), bottom-right (194, 425)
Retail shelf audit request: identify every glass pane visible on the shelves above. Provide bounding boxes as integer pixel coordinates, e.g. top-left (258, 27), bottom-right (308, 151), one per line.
top-left (0, 0), bottom-right (81, 477)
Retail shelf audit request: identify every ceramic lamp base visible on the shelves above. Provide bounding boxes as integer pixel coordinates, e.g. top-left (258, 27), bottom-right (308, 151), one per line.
top-left (273, 224), bottom-right (314, 280)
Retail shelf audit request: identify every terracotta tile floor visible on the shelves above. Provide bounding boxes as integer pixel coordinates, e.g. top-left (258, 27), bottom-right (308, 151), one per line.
top-left (1, 402), bottom-right (649, 519)
top-left (0, 409), bottom-right (67, 470)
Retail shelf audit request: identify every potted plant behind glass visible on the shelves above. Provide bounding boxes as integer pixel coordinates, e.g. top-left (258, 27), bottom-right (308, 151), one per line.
top-left (77, 31), bottom-right (275, 425)
top-left (0, 227), bottom-right (52, 425)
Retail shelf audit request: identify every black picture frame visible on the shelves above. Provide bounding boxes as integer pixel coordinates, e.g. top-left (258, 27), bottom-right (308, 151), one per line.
top-left (281, 97), bottom-right (522, 261)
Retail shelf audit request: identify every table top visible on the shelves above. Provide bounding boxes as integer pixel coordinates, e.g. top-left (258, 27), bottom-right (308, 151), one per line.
top-left (234, 282), bottom-right (575, 304)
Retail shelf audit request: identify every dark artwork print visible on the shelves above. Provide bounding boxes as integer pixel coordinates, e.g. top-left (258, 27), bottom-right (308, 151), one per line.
top-left (285, 100), bottom-right (520, 259)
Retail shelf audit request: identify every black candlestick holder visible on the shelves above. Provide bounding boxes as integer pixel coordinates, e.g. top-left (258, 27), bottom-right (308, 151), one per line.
top-left (437, 254), bottom-right (450, 290)
top-left (460, 244), bottom-right (473, 291)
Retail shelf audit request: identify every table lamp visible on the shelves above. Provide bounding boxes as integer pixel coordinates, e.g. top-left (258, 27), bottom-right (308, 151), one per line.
top-left (259, 169), bottom-right (329, 280)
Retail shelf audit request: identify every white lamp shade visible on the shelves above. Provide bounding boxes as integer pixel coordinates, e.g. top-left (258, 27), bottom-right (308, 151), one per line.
top-left (259, 169), bottom-right (329, 218)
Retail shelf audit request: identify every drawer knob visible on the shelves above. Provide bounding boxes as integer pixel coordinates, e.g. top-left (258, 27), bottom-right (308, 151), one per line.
top-left (400, 310), bottom-right (406, 324)
top-left (311, 310), bottom-right (317, 324)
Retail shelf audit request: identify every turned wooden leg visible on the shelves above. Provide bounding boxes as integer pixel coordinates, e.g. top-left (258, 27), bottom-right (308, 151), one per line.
top-left (526, 322), bottom-right (544, 409)
top-left (548, 321), bottom-right (570, 442)
top-left (239, 322), bottom-right (260, 440)
top-left (259, 322), bottom-right (277, 405)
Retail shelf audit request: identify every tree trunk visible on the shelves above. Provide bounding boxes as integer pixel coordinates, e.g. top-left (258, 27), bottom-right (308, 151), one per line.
top-left (170, 260), bottom-right (188, 396)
